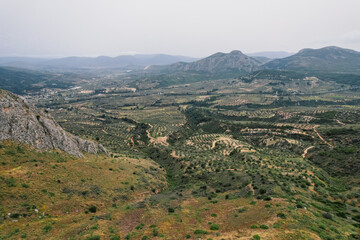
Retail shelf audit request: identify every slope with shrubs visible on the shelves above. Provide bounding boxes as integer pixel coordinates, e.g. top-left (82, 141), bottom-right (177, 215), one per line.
top-left (0, 141), bottom-right (166, 239)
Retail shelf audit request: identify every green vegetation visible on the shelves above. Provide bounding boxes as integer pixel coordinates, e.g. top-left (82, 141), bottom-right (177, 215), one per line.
top-left (2, 62), bottom-right (360, 239)
top-left (209, 224), bottom-right (220, 231)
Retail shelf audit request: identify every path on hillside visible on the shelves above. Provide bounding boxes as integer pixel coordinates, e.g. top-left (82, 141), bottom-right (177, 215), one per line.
top-left (335, 119), bottom-right (345, 126)
top-left (302, 146), bottom-right (314, 158)
top-left (313, 127), bottom-right (333, 148)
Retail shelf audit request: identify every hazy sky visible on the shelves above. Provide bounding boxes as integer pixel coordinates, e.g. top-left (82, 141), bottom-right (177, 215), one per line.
top-left (1, 0), bottom-right (360, 57)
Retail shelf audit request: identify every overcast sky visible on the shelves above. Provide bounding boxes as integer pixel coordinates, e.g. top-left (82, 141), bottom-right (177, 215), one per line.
top-left (1, 0), bottom-right (360, 58)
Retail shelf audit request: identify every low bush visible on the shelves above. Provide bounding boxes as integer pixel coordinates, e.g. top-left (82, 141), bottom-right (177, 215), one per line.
top-left (260, 224), bottom-right (269, 229)
top-left (210, 224), bottom-right (220, 230)
top-left (194, 229), bottom-right (208, 234)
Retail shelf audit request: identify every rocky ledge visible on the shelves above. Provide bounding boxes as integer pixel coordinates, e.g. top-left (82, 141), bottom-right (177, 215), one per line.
top-left (0, 89), bottom-right (108, 157)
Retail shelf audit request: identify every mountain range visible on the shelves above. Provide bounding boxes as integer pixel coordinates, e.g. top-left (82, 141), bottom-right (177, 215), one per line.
top-left (147, 46), bottom-right (360, 75)
top-left (0, 54), bottom-right (198, 70)
top-left (0, 46), bottom-right (359, 94)
top-left (1, 46), bottom-right (359, 75)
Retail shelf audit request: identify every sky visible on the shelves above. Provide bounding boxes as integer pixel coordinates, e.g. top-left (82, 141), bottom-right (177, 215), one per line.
top-left (1, 0), bottom-right (360, 58)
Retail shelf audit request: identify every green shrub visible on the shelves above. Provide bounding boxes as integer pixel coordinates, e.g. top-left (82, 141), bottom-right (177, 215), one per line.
top-left (210, 224), bottom-right (220, 230)
top-left (110, 236), bottom-right (121, 240)
top-left (90, 225), bottom-right (98, 230)
top-left (152, 226), bottom-right (159, 236)
top-left (352, 214), bottom-right (360, 223)
top-left (253, 235), bottom-right (261, 240)
top-left (322, 212), bottom-right (332, 220)
top-left (5, 177), bottom-right (16, 187)
top-left (263, 196), bottom-right (272, 201)
top-left (250, 225), bottom-right (258, 229)
top-left (260, 225), bottom-right (269, 229)
top-left (194, 229), bottom-right (209, 234)
top-left (277, 213), bottom-right (286, 219)
top-left (85, 236), bottom-right (101, 240)
top-left (238, 207), bottom-right (247, 213)
top-left (88, 205), bottom-right (97, 213)
top-left (43, 225), bottom-right (52, 233)
top-left (10, 213), bottom-right (20, 219)
top-left (336, 211), bottom-right (347, 218)
top-left (273, 223), bottom-right (280, 228)
top-left (135, 223), bottom-right (145, 230)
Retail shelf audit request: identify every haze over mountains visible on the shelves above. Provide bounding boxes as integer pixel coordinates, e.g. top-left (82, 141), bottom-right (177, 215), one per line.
top-left (0, 46), bottom-right (359, 75)
top-left (0, 54), bottom-right (198, 71)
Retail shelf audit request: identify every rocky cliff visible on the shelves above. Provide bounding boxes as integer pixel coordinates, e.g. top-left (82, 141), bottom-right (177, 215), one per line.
top-left (0, 89), bottom-right (108, 157)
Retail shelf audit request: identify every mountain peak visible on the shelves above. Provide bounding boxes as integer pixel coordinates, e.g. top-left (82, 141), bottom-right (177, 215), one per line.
top-left (167, 50), bottom-right (260, 73)
top-left (298, 46), bottom-right (358, 55)
top-left (264, 46), bottom-right (360, 73)
top-left (229, 50), bottom-right (244, 55)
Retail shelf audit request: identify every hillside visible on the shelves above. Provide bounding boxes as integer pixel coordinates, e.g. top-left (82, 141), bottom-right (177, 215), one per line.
top-left (0, 142), bottom-right (167, 239)
top-left (0, 89), bottom-right (107, 157)
top-left (0, 67), bottom-right (73, 94)
top-left (264, 46), bottom-right (360, 74)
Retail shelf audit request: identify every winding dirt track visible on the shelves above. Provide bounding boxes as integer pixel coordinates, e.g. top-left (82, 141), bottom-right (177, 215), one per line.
top-left (313, 127), bottom-right (333, 148)
top-left (302, 146), bottom-right (314, 158)
top-left (146, 123), bottom-right (169, 146)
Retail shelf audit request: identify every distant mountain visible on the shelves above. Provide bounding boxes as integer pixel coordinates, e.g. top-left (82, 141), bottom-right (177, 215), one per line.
top-left (264, 46), bottom-right (360, 74)
top-left (247, 51), bottom-right (294, 59)
top-left (0, 89), bottom-right (108, 157)
top-left (0, 57), bottom-right (50, 65)
top-left (0, 54), bottom-right (198, 70)
top-left (159, 50), bottom-right (261, 73)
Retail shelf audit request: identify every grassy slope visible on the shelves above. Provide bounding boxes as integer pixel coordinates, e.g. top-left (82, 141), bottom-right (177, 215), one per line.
top-left (1, 140), bottom-right (359, 239)
top-left (0, 141), bottom-right (166, 239)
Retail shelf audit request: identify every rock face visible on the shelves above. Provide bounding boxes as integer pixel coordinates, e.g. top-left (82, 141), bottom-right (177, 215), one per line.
top-left (166, 50), bottom-right (261, 73)
top-left (0, 89), bottom-right (108, 157)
